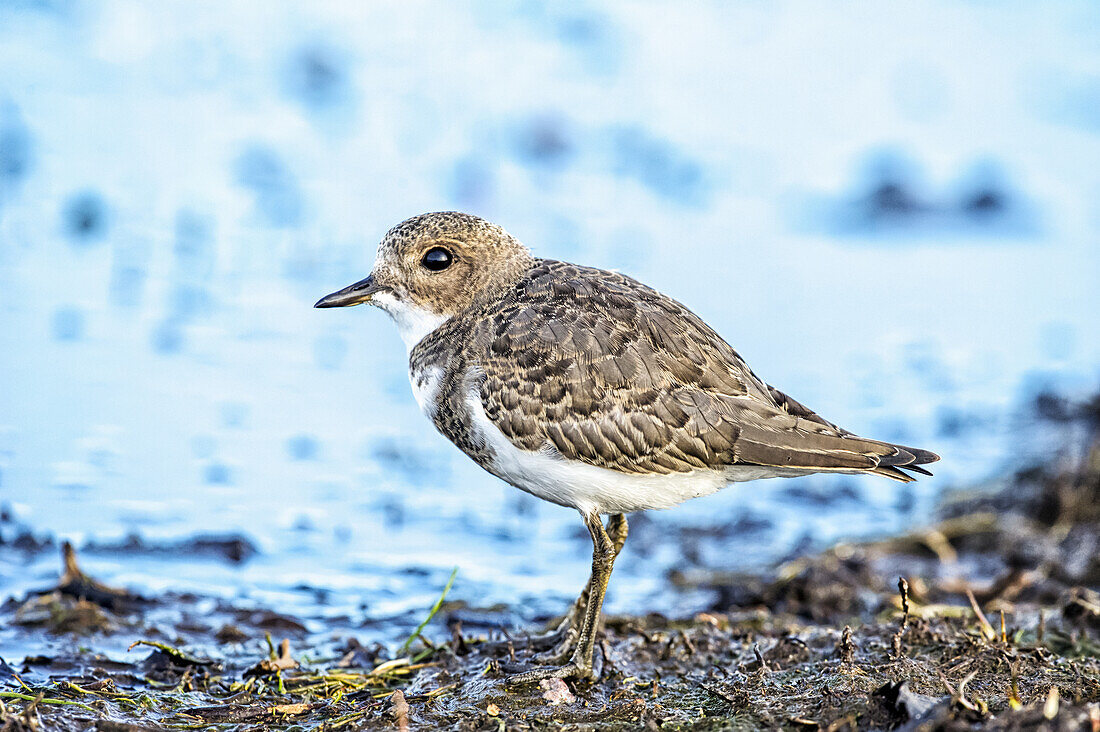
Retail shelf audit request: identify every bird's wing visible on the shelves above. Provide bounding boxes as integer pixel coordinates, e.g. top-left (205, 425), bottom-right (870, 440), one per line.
top-left (471, 260), bottom-right (938, 480)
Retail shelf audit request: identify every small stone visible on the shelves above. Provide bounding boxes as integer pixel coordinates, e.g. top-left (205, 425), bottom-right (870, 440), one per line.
top-left (540, 677), bottom-right (575, 705)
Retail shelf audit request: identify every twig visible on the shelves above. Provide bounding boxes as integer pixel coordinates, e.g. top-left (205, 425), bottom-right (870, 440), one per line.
top-left (957, 669), bottom-right (977, 708)
top-left (940, 670), bottom-right (980, 713)
top-left (891, 577), bottom-right (910, 658)
top-left (245, 638), bottom-right (298, 677)
top-left (56, 541), bottom-right (139, 607)
top-left (128, 640), bottom-right (215, 666)
top-left (752, 644), bottom-right (769, 673)
top-left (837, 625), bottom-right (855, 665)
top-left (965, 589), bottom-right (997, 641)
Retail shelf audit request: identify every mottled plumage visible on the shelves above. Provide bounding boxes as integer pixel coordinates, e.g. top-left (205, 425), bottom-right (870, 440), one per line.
top-left (316, 211), bottom-right (939, 682)
top-left (410, 257), bottom-right (935, 489)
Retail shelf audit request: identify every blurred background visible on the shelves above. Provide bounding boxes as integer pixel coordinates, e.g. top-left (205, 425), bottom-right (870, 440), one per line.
top-left (1, 1), bottom-right (1098, 636)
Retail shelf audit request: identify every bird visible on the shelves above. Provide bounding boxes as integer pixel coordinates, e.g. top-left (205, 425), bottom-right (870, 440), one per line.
top-left (315, 211), bottom-right (938, 683)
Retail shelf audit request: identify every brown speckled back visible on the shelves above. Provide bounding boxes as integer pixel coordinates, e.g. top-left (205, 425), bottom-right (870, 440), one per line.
top-left (411, 256), bottom-right (936, 480)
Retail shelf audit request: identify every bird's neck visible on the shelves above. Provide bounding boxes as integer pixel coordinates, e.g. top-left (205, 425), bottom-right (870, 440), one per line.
top-left (372, 291), bottom-right (452, 354)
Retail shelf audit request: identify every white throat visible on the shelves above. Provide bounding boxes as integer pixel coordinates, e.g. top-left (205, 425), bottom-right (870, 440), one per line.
top-left (371, 291), bottom-right (450, 352)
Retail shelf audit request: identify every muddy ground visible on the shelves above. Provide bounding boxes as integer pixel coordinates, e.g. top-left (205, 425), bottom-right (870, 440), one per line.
top-left (1, 394), bottom-right (1099, 731)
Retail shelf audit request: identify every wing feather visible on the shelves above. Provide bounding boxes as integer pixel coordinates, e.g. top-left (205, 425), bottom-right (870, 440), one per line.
top-left (468, 260), bottom-right (939, 480)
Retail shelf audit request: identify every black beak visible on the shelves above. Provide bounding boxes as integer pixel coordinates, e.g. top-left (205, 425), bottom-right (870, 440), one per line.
top-left (314, 275), bottom-right (384, 308)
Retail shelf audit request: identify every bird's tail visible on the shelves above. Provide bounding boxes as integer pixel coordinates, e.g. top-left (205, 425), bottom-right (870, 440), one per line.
top-left (865, 442), bottom-right (940, 482)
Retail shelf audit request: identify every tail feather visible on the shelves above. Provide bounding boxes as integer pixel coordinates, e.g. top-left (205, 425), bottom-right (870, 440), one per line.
top-left (890, 444), bottom-right (940, 465)
top-left (871, 464), bottom-right (918, 482)
top-left (733, 425), bottom-right (940, 483)
top-left (865, 440), bottom-right (940, 481)
top-left (903, 463), bottom-right (934, 477)
top-left (729, 385), bottom-right (940, 482)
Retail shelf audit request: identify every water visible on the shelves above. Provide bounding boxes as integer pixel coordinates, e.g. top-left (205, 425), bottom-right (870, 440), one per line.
top-left (1, 1), bottom-right (1099, 644)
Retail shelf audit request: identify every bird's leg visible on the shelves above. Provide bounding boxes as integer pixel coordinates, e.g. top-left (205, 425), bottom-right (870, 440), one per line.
top-left (607, 512), bottom-right (629, 555)
top-left (565, 511), bottom-right (617, 677)
top-left (477, 513), bottom-right (627, 657)
top-left (535, 512), bottom-right (628, 663)
top-left (561, 513), bottom-right (628, 634)
top-left (507, 510), bottom-right (623, 684)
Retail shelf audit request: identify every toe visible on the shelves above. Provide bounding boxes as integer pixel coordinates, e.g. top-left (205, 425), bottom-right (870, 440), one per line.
top-left (477, 625), bottom-right (569, 657)
top-left (533, 633), bottom-right (578, 665)
top-left (506, 662), bottom-right (587, 685)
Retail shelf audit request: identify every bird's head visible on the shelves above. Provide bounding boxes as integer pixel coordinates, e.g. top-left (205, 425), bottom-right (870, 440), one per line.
top-left (315, 212), bottom-right (533, 350)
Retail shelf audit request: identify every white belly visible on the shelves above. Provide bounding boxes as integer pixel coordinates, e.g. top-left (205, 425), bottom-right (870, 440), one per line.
top-left (462, 384), bottom-right (728, 514)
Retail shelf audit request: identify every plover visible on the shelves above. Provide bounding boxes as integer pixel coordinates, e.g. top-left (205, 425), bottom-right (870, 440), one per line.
top-left (316, 211), bottom-right (938, 682)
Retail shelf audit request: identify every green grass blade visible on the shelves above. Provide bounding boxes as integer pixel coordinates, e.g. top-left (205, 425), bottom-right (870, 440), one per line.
top-left (399, 567), bottom-right (457, 655)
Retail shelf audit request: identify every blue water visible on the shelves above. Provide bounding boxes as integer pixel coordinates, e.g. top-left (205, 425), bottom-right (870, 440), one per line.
top-left (1, 2), bottom-right (1099, 635)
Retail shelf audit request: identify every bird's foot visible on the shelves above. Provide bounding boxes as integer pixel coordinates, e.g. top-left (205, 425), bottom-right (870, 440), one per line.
top-left (477, 601), bottom-right (587, 658)
top-left (531, 627), bottom-right (579, 665)
top-left (505, 643), bottom-right (601, 685)
top-left (505, 661), bottom-right (590, 685)
top-left (477, 622), bottom-right (571, 656)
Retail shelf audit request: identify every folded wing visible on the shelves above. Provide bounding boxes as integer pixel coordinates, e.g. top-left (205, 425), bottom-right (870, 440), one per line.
top-left (472, 260), bottom-right (939, 482)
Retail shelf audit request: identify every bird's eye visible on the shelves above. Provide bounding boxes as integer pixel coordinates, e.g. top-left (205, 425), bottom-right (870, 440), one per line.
top-left (421, 247), bottom-right (453, 272)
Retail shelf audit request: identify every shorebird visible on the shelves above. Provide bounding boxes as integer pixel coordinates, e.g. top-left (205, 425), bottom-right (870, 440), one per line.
top-left (315, 212), bottom-right (938, 683)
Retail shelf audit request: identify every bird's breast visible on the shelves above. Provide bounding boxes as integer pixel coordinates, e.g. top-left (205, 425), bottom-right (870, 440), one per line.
top-left (409, 363), bottom-right (445, 419)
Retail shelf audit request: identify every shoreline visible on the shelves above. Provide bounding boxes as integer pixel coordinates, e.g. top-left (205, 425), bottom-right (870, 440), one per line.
top-left (2, 409), bottom-right (1098, 730)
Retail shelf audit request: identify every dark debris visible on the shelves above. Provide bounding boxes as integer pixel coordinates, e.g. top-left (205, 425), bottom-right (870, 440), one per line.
top-left (1, 409), bottom-right (1098, 730)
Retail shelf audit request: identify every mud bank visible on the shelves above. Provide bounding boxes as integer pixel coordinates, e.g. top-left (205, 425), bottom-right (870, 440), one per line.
top-left (2, 402), bottom-right (1098, 730)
